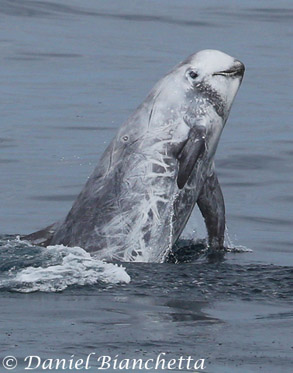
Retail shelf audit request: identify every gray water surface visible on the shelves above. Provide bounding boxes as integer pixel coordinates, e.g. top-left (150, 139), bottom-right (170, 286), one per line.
top-left (1, 1), bottom-right (293, 372)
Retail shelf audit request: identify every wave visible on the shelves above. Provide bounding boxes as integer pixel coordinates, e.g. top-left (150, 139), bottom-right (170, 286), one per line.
top-left (0, 237), bottom-right (130, 293)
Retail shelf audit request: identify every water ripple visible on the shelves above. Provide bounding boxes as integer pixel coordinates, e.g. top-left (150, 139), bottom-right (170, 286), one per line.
top-left (0, 0), bottom-right (215, 28)
top-left (0, 236), bottom-right (291, 301)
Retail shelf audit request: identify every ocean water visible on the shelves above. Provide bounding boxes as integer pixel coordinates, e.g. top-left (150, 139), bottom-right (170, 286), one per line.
top-left (0, 0), bottom-right (292, 372)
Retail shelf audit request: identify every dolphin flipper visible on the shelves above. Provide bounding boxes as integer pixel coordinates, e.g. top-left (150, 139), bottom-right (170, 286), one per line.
top-left (21, 223), bottom-right (58, 247)
top-left (197, 172), bottom-right (225, 250)
top-left (177, 127), bottom-right (206, 189)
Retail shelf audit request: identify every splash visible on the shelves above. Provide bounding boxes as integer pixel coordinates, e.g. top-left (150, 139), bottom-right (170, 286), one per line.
top-left (224, 227), bottom-right (253, 253)
top-left (0, 239), bottom-right (130, 293)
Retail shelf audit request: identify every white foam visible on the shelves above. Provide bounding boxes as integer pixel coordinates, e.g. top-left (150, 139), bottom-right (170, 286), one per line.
top-left (224, 229), bottom-right (253, 253)
top-left (6, 245), bottom-right (130, 293)
top-left (226, 246), bottom-right (253, 253)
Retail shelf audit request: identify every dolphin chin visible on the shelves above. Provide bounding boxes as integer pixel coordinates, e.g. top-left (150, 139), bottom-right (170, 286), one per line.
top-left (23, 50), bottom-right (244, 262)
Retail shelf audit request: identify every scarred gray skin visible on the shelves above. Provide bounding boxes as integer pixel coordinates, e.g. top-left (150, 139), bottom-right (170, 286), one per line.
top-left (24, 50), bottom-right (244, 262)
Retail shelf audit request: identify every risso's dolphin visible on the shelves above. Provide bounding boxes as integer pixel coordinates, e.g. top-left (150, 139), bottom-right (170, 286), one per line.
top-left (24, 50), bottom-right (244, 262)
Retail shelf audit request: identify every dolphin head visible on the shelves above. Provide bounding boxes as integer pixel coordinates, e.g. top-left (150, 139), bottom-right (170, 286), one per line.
top-left (180, 49), bottom-right (245, 119)
top-left (118, 50), bottom-right (244, 154)
top-left (146, 49), bottom-right (244, 128)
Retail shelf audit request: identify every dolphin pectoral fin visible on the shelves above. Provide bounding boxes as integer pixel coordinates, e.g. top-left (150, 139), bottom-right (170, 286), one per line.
top-left (176, 127), bottom-right (206, 189)
top-left (21, 223), bottom-right (57, 247)
top-left (197, 172), bottom-right (225, 250)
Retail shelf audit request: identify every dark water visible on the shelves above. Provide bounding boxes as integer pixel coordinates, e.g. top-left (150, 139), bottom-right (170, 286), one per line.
top-left (0, 0), bottom-right (292, 372)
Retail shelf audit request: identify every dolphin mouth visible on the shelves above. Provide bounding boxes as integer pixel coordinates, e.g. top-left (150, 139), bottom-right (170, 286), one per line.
top-left (213, 61), bottom-right (245, 78)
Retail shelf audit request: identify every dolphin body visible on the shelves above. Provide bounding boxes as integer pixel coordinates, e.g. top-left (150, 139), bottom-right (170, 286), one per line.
top-left (24, 50), bottom-right (244, 262)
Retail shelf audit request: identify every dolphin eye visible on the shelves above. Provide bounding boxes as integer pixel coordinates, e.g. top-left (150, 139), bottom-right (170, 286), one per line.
top-left (122, 135), bottom-right (129, 142)
top-left (189, 71), bottom-right (198, 79)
